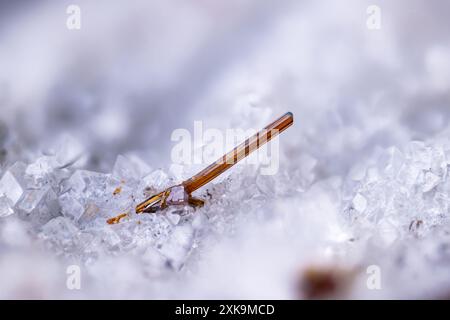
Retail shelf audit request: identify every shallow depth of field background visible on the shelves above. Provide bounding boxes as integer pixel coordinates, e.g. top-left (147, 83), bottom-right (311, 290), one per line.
top-left (1, 0), bottom-right (450, 299)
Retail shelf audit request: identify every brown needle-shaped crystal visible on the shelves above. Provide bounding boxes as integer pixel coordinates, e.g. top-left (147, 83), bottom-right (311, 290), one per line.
top-left (133, 112), bottom-right (293, 215)
top-left (182, 111), bottom-right (294, 194)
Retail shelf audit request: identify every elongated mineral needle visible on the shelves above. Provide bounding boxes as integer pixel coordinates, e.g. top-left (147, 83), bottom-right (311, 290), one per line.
top-left (122, 112), bottom-right (293, 218)
top-left (182, 112), bottom-right (294, 194)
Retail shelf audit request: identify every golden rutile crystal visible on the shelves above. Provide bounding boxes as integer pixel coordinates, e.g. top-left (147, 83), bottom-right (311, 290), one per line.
top-left (107, 112), bottom-right (293, 223)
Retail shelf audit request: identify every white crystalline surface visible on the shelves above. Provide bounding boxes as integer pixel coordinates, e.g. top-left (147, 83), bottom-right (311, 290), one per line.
top-left (1, 136), bottom-right (450, 299)
top-left (2, 0), bottom-right (450, 299)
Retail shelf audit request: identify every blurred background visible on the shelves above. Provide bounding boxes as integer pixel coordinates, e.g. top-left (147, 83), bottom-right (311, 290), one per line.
top-left (1, 0), bottom-right (450, 299)
top-left (1, 0), bottom-right (449, 175)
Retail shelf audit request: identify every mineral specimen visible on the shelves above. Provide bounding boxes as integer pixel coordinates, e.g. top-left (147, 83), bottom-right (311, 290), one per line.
top-left (135, 112), bottom-right (294, 215)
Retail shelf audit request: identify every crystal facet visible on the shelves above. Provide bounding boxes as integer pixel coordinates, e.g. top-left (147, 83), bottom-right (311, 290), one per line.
top-left (0, 195), bottom-right (14, 218)
top-left (0, 170), bottom-right (23, 206)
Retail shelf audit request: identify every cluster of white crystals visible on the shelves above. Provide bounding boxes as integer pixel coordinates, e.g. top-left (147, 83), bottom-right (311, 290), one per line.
top-left (332, 135), bottom-right (450, 298)
top-left (1, 133), bottom-right (450, 299)
top-left (0, 129), bottom-right (320, 296)
top-left (344, 139), bottom-right (450, 243)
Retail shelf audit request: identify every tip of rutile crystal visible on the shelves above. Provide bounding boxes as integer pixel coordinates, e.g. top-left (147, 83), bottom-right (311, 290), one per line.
top-left (107, 212), bottom-right (128, 224)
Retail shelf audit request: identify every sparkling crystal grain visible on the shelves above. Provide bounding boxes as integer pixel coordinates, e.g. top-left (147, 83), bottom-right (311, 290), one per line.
top-left (0, 170), bottom-right (23, 206)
